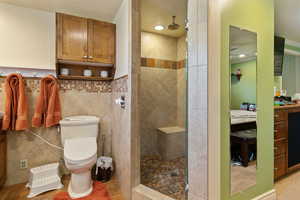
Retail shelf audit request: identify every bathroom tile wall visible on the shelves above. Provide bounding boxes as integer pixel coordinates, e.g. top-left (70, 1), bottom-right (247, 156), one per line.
top-left (140, 67), bottom-right (178, 156)
top-left (111, 76), bottom-right (131, 200)
top-left (0, 78), bottom-right (113, 186)
top-left (140, 32), bottom-right (187, 157)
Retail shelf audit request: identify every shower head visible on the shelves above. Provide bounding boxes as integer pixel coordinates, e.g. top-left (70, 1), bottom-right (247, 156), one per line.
top-left (168, 16), bottom-right (180, 31)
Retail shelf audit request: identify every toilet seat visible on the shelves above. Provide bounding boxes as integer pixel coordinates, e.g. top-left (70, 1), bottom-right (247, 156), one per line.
top-left (64, 137), bottom-right (97, 164)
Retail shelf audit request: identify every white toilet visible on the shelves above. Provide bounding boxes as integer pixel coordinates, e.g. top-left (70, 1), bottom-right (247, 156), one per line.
top-left (59, 116), bottom-right (100, 199)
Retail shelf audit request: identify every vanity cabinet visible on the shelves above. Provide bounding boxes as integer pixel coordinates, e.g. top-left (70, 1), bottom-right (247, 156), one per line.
top-left (0, 122), bottom-right (6, 188)
top-left (56, 13), bottom-right (116, 81)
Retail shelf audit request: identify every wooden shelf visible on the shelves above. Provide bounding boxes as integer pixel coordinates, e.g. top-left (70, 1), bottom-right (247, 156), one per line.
top-left (57, 59), bottom-right (114, 68)
top-left (58, 75), bottom-right (113, 81)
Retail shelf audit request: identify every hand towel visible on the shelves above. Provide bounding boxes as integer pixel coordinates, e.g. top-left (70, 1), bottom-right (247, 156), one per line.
top-left (32, 75), bottom-right (61, 128)
top-left (2, 73), bottom-right (28, 131)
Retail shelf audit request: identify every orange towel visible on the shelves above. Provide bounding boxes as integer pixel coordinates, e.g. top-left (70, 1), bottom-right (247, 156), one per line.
top-left (32, 75), bottom-right (61, 128)
top-left (53, 181), bottom-right (111, 200)
top-left (2, 73), bottom-right (28, 131)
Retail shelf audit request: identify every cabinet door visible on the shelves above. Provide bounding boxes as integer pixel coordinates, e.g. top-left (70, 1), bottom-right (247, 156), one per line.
top-left (0, 134), bottom-right (6, 187)
top-left (88, 20), bottom-right (116, 64)
top-left (57, 13), bottom-right (88, 62)
top-left (274, 154), bottom-right (286, 180)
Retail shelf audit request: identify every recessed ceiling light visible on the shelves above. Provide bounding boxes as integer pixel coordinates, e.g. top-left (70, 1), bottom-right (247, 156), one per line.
top-left (154, 25), bottom-right (164, 31)
top-left (239, 54), bottom-right (246, 58)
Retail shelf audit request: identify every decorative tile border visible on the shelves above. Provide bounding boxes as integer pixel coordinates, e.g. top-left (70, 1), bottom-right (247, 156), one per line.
top-left (0, 77), bottom-right (112, 93)
top-left (59, 79), bottom-right (112, 93)
top-left (141, 57), bottom-right (186, 69)
top-left (112, 75), bottom-right (128, 93)
top-left (177, 60), bottom-right (186, 69)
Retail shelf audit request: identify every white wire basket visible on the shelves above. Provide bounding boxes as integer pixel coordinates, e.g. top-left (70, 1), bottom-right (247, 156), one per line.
top-left (26, 163), bottom-right (63, 198)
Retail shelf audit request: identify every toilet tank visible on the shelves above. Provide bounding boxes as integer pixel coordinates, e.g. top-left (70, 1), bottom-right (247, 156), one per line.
top-left (59, 116), bottom-right (100, 146)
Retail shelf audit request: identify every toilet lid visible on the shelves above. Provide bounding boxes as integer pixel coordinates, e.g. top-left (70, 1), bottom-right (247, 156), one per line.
top-left (64, 137), bottom-right (97, 162)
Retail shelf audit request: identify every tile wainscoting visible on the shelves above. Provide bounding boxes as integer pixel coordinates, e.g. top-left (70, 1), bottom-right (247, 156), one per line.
top-left (111, 75), bottom-right (131, 200)
top-left (0, 77), bottom-right (127, 186)
top-left (139, 66), bottom-right (186, 157)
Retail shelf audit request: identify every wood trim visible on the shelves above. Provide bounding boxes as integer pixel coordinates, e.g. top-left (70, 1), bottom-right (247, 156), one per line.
top-left (275, 104), bottom-right (300, 110)
top-left (57, 75), bottom-right (113, 81)
top-left (114, 75), bottom-right (128, 81)
top-left (208, 0), bottom-right (221, 199)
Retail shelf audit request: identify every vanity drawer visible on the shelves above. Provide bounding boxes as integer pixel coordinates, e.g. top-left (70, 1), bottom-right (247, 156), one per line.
top-left (274, 110), bottom-right (287, 122)
top-left (274, 122), bottom-right (287, 140)
top-left (274, 154), bottom-right (287, 179)
top-left (274, 140), bottom-right (287, 156)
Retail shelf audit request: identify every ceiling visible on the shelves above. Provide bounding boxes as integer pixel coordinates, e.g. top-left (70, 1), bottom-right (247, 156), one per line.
top-left (0, 0), bottom-right (123, 22)
top-left (230, 27), bottom-right (257, 64)
top-left (275, 0), bottom-right (300, 43)
top-left (141, 0), bottom-right (187, 38)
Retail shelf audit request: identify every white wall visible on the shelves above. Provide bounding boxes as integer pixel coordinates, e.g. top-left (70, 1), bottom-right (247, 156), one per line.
top-left (114, 0), bottom-right (130, 78)
top-left (0, 3), bottom-right (55, 70)
top-left (281, 55), bottom-right (300, 96)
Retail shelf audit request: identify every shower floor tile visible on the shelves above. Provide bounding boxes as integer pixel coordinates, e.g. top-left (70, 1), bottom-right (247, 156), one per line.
top-left (141, 156), bottom-right (186, 200)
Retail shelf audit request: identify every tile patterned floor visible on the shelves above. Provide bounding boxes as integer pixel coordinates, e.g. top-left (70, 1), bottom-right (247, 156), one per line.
top-left (0, 175), bottom-right (123, 200)
top-left (141, 156), bottom-right (186, 200)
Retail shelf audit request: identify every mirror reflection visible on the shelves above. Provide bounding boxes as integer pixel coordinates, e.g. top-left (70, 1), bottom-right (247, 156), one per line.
top-left (230, 26), bottom-right (257, 195)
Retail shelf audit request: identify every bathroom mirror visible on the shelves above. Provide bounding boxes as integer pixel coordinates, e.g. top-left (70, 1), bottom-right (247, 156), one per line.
top-left (229, 26), bottom-right (257, 195)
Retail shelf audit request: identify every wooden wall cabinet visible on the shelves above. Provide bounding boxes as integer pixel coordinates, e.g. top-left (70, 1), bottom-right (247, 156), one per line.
top-left (0, 122), bottom-right (6, 188)
top-left (88, 20), bottom-right (116, 64)
top-left (56, 13), bottom-right (116, 81)
top-left (57, 14), bottom-right (88, 62)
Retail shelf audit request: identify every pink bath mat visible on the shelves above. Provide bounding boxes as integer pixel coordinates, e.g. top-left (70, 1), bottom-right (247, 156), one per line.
top-left (53, 182), bottom-right (111, 200)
